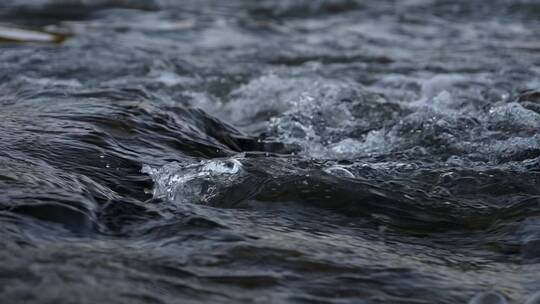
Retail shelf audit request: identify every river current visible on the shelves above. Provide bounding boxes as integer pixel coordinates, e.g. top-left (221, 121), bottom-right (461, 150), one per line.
top-left (1, 1), bottom-right (540, 303)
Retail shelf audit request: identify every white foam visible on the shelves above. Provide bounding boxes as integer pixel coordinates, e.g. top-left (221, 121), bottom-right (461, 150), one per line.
top-left (487, 102), bottom-right (540, 131)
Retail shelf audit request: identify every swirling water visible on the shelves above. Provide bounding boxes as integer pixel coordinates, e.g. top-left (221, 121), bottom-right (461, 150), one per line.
top-left (1, 0), bottom-right (540, 303)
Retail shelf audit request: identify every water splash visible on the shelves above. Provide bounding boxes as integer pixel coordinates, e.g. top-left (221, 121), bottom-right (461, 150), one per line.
top-left (142, 158), bottom-right (244, 205)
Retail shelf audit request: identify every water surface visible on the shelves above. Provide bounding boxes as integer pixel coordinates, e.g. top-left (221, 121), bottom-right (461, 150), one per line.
top-left (1, 0), bottom-right (540, 303)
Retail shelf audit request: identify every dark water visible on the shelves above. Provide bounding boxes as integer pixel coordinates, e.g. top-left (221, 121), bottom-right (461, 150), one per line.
top-left (1, 0), bottom-right (540, 303)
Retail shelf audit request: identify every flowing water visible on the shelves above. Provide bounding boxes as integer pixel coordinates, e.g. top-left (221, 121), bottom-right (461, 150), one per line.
top-left (1, 1), bottom-right (540, 303)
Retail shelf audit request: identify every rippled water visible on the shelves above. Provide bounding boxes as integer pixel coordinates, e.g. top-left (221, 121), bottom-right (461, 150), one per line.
top-left (1, 1), bottom-right (540, 303)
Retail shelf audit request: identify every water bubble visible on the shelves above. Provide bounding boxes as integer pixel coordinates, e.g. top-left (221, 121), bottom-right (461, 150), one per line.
top-left (323, 165), bottom-right (355, 179)
top-left (468, 291), bottom-right (507, 304)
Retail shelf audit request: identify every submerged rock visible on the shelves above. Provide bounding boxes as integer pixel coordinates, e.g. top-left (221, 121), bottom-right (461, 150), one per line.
top-left (515, 89), bottom-right (540, 103)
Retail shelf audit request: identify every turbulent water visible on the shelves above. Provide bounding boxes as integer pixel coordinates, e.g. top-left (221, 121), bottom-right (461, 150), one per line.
top-left (1, 0), bottom-right (540, 303)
